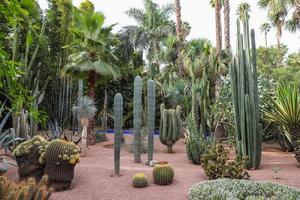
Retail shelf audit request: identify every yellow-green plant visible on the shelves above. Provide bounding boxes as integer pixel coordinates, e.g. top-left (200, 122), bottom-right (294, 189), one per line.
top-left (153, 161), bottom-right (174, 185)
top-left (132, 173), bottom-right (148, 188)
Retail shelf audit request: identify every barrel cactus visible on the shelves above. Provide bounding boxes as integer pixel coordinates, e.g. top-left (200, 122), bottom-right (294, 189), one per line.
top-left (44, 139), bottom-right (80, 191)
top-left (13, 135), bottom-right (48, 181)
top-left (153, 161), bottom-right (174, 185)
top-left (132, 173), bottom-right (148, 188)
top-left (159, 104), bottom-right (182, 153)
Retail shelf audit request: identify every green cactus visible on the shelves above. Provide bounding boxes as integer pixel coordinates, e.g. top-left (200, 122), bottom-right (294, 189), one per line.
top-left (230, 12), bottom-right (262, 169)
top-left (13, 136), bottom-right (48, 181)
top-left (132, 173), bottom-right (148, 188)
top-left (134, 76), bottom-right (143, 163)
top-left (153, 161), bottom-right (174, 185)
top-left (147, 80), bottom-right (156, 163)
top-left (114, 93), bottom-right (123, 176)
top-left (44, 139), bottom-right (80, 191)
top-left (159, 104), bottom-right (182, 153)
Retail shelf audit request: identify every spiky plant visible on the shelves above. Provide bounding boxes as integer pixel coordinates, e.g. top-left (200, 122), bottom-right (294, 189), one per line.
top-left (72, 96), bottom-right (97, 157)
top-left (262, 83), bottom-right (300, 163)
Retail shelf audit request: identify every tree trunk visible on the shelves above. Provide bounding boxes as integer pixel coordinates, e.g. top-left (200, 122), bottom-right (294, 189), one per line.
top-left (223, 0), bottom-right (230, 51)
top-left (265, 32), bottom-right (268, 48)
top-left (80, 118), bottom-right (89, 157)
top-left (175, 0), bottom-right (184, 77)
top-left (87, 70), bottom-right (96, 145)
top-left (215, 0), bottom-right (222, 57)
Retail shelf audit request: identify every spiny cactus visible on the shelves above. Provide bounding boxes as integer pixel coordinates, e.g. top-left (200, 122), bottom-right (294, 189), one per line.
top-left (230, 11), bottom-right (262, 169)
top-left (153, 161), bottom-right (174, 185)
top-left (134, 76), bottom-right (143, 163)
top-left (114, 93), bottom-right (123, 176)
top-left (147, 80), bottom-right (155, 163)
top-left (44, 139), bottom-right (80, 191)
top-left (13, 136), bottom-right (48, 181)
top-left (132, 173), bottom-right (148, 188)
top-left (0, 175), bottom-right (53, 200)
top-left (159, 104), bottom-right (182, 153)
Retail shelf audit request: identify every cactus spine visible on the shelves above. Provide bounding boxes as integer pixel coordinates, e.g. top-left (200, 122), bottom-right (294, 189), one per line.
top-left (230, 12), bottom-right (262, 169)
top-left (147, 80), bottom-right (155, 163)
top-left (134, 76), bottom-right (143, 163)
top-left (159, 104), bottom-right (182, 153)
top-left (114, 93), bottom-right (123, 176)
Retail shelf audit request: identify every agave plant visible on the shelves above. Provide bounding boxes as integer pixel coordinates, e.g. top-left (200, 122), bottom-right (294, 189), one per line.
top-left (72, 96), bottom-right (97, 157)
top-left (262, 83), bottom-right (300, 163)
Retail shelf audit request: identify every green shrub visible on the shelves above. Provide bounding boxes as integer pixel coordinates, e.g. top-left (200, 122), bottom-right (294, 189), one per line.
top-left (189, 178), bottom-right (300, 200)
top-left (201, 144), bottom-right (249, 180)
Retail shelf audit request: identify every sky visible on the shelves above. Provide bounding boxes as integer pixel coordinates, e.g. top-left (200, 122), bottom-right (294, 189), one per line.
top-left (38, 0), bottom-right (299, 53)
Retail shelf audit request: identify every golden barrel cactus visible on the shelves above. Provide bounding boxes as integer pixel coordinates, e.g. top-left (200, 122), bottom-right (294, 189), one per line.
top-left (132, 173), bottom-right (148, 188)
top-left (153, 161), bottom-right (174, 185)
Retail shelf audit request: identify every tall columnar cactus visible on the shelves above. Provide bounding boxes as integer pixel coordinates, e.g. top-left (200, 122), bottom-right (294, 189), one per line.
top-left (114, 93), bottom-right (123, 176)
top-left (230, 13), bottom-right (262, 169)
top-left (147, 80), bottom-right (156, 163)
top-left (159, 104), bottom-right (182, 153)
top-left (133, 76), bottom-right (143, 163)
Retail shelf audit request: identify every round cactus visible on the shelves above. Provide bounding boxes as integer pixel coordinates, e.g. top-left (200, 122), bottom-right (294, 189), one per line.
top-left (13, 135), bottom-right (48, 181)
top-left (153, 161), bottom-right (174, 185)
top-left (132, 173), bottom-right (148, 188)
top-left (44, 139), bottom-right (80, 191)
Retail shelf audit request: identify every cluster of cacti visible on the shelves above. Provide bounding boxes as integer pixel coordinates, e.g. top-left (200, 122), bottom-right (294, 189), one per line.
top-left (159, 104), bottom-right (182, 153)
top-left (132, 173), bottom-right (148, 188)
top-left (0, 175), bottom-right (53, 200)
top-left (153, 161), bottom-right (174, 185)
top-left (13, 136), bottom-right (48, 181)
top-left (230, 11), bottom-right (262, 169)
top-left (147, 80), bottom-right (156, 163)
top-left (44, 139), bottom-right (80, 191)
top-left (134, 76), bottom-right (143, 163)
top-left (114, 93), bottom-right (123, 176)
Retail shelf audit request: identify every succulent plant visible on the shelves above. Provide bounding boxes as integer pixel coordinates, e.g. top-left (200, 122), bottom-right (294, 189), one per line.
top-left (132, 173), bottom-right (148, 188)
top-left (153, 161), bottom-right (174, 185)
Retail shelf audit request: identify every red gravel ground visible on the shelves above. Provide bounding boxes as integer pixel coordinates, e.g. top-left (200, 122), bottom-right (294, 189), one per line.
top-left (5, 134), bottom-right (300, 200)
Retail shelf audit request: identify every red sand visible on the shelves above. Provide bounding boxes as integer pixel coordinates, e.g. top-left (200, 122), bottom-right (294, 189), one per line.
top-left (5, 135), bottom-right (300, 200)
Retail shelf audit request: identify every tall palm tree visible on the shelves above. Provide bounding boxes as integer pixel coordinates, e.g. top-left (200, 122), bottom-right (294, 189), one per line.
top-left (210, 0), bottom-right (222, 57)
top-left (63, 10), bottom-right (119, 145)
top-left (260, 22), bottom-right (271, 47)
top-left (223, 0), bottom-right (231, 51)
top-left (125, 0), bottom-right (175, 78)
top-left (258, 0), bottom-right (297, 47)
top-left (237, 2), bottom-right (251, 21)
top-left (175, 0), bottom-right (184, 77)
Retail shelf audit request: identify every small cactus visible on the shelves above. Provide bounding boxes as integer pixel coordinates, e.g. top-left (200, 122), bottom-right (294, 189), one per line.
top-left (132, 173), bottom-right (148, 188)
top-left (114, 93), bottom-right (123, 176)
top-left (153, 161), bottom-right (174, 185)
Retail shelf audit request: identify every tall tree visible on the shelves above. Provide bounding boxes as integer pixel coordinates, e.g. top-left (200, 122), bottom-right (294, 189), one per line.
top-left (260, 22), bottom-right (271, 47)
top-left (237, 2), bottom-right (251, 21)
top-left (223, 0), bottom-right (230, 51)
top-left (175, 0), bottom-right (184, 77)
top-left (211, 0), bottom-right (222, 57)
top-left (63, 9), bottom-right (120, 145)
top-left (125, 0), bottom-right (175, 78)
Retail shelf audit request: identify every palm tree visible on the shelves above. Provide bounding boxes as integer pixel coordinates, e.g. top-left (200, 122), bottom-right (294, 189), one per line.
top-left (260, 22), bottom-right (271, 47)
top-left (258, 0), bottom-right (297, 47)
top-left (223, 0), bottom-right (231, 51)
top-left (210, 0), bottom-right (222, 57)
top-left (237, 2), bottom-right (251, 21)
top-left (262, 83), bottom-right (300, 163)
top-left (72, 96), bottom-right (97, 157)
top-left (63, 10), bottom-right (119, 145)
top-left (125, 0), bottom-right (175, 78)
top-left (175, 0), bottom-right (184, 77)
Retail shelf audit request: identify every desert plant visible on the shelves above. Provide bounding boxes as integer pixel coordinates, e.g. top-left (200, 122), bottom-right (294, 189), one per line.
top-left (153, 161), bottom-right (174, 185)
top-left (230, 10), bottom-right (262, 169)
top-left (272, 167), bottom-right (281, 179)
top-left (72, 96), bottom-right (97, 157)
top-left (189, 178), bottom-right (300, 200)
top-left (43, 139), bottom-right (80, 191)
top-left (13, 136), bottom-right (48, 181)
top-left (114, 93), bottom-right (123, 176)
top-left (262, 83), bottom-right (300, 163)
top-left (200, 143), bottom-right (249, 180)
top-left (132, 173), bottom-right (148, 188)
top-left (159, 104), bottom-right (182, 153)
top-left (0, 175), bottom-right (53, 200)
top-left (134, 76), bottom-right (143, 163)
top-left (147, 80), bottom-right (155, 163)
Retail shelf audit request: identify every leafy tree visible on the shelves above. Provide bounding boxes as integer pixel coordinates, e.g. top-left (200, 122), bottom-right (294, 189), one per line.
top-left (236, 2), bottom-right (251, 20)
top-left (260, 22), bottom-right (271, 47)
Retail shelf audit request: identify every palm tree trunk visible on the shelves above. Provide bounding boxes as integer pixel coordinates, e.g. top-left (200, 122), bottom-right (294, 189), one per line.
top-left (223, 0), bottom-right (230, 51)
top-left (80, 118), bottom-right (89, 157)
top-left (87, 70), bottom-right (96, 145)
top-left (265, 32), bottom-right (268, 48)
top-left (289, 126), bottom-right (300, 163)
top-left (175, 0), bottom-right (184, 77)
top-left (215, 0), bottom-right (222, 57)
